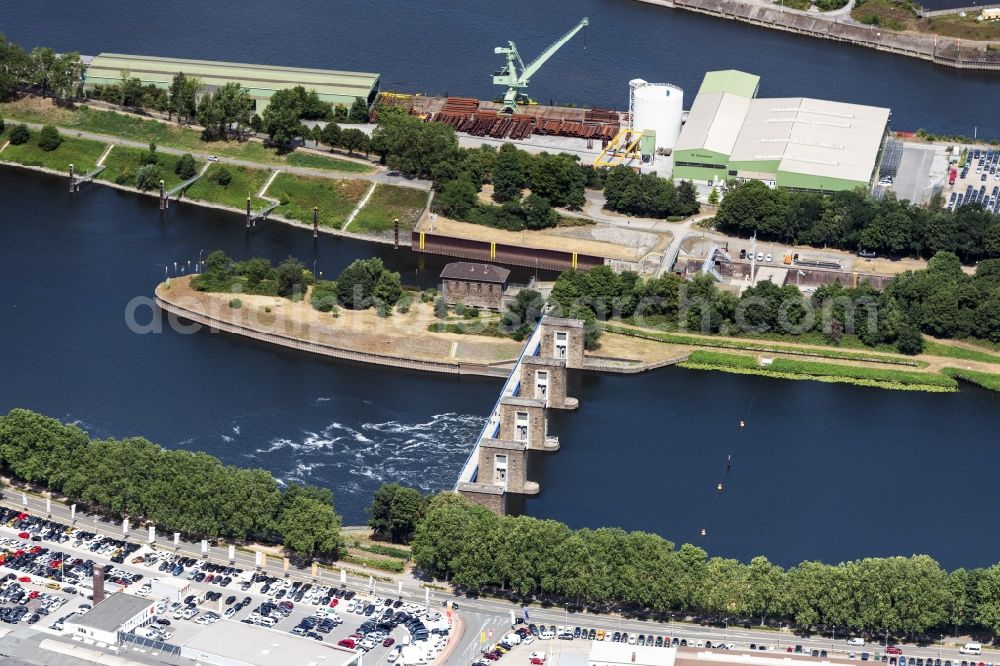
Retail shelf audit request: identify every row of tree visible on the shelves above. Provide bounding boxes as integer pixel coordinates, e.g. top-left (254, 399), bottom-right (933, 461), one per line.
top-left (193, 250), bottom-right (315, 299)
top-left (0, 35), bottom-right (83, 101)
top-left (548, 253), bottom-right (1000, 353)
top-left (0, 409), bottom-right (344, 559)
top-left (411, 493), bottom-right (1000, 636)
top-left (715, 180), bottom-right (1000, 263)
top-left (604, 165), bottom-right (700, 219)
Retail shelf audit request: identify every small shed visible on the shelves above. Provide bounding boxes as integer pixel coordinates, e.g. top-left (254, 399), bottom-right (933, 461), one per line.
top-left (440, 262), bottom-right (511, 310)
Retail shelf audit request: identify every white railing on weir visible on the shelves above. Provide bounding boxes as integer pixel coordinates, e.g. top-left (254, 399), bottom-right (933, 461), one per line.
top-left (453, 318), bottom-right (544, 488)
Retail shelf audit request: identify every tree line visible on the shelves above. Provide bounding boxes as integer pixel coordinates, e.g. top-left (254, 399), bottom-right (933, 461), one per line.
top-left (0, 409), bottom-right (344, 560)
top-left (0, 34), bottom-right (83, 102)
top-left (716, 180), bottom-right (1000, 263)
top-left (604, 165), bottom-right (700, 219)
top-left (548, 253), bottom-right (1000, 353)
top-left (411, 493), bottom-right (1000, 637)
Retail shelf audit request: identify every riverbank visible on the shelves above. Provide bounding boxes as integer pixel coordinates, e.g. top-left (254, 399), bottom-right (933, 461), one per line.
top-left (633, 0), bottom-right (1000, 70)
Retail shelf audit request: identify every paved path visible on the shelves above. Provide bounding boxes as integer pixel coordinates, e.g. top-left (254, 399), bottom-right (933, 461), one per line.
top-left (17, 120), bottom-right (432, 191)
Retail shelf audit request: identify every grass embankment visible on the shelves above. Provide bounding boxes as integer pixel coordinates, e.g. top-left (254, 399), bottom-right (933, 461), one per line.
top-left (680, 351), bottom-right (959, 392)
top-left (943, 368), bottom-right (1000, 391)
top-left (96, 147), bottom-right (202, 190)
top-left (923, 340), bottom-right (1000, 365)
top-left (0, 99), bottom-right (372, 172)
top-left (348, 184), bottom-right (427, 234)
top-left (851, 0), bottom-right (1000, 40)
top-left (271, 173), bottom-right (368, 228)
top-left (603, 324), bottom-right (926, 367)
top-left (183, 165), bottom-right (271, 209)
top-left (0, 133), bottom-right (106, 173)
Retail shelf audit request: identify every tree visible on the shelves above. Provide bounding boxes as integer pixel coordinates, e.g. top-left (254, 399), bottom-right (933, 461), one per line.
top-left (348, 98), bottom-right (370, 123)
top-left (522, 193), bottom-right (558, 230)
top-left (492, 143), bottom-right (524, 203)
top-left (435, 176), bottom-right (477, 220)
top-left (0, 34), bottom-right (29, 101)
top-left (319, 122), bottom-right (342, 148)
top-left (135, 164), bottom-right (162, 191)
top-left (529, 152), bottom-right (585, 209)
top-left (174, 153), bottom-right (197, 179)
top-left (368, 483), bottom-right (428, 543)
top-left (8, 123), bottom-right (29, 145)
top-left (502, 289), bottom-right (544, 340)
top-left (50, 52), bottom-right (82, 100)
top-left (707, 187), bottom-right (720, 207)
top-left (278, 495), bottom-right (343, 560)
top-left (262, 87), bottom-right (306, 147)
top-left (370, 110), bottom-right (459, 178)
top-left (340, 128), bottom-right (368, 155)
top-left (745, 556), bottom-right (786, 625)
top-left (895, 322), bottom-right (924, 355)
top-left (275, 256), bottom-right (311, 299)
top-left (37, 125), bottom-right (62, 151)
top-left (335, 258), bottom-right (400, 310)
top-left (29, 47), bottom-right (57, 97)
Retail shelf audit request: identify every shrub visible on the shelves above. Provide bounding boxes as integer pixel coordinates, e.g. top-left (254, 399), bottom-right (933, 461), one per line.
top-left (210, 167), bottom-right (232, 186)
top-left (310, 281), bottom-right (339, 312)
top-left (229, 298), bottom-right (242, 309)
top-left (135, 164), bottom-right (162, 191)
top-left (463, 307), bottom-right (481, 320)
top-left (174, 153), bottom-right (197, 179)
top-left (37, 125), bottom-right (62, 152)
top-left (0, 116), bottom-right (5, 134)
top-left (434, 296), bottom-right (449, 319)
top-left (114, 174), bottom-right (128, 185)
top-left (8, 124), bottom-right (30, 145)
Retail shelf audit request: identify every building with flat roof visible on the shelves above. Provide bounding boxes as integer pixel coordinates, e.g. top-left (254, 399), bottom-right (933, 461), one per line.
top-left (179, 618), bottom-right (350, 666)
top-left (63, 592), bottom-right (156, 645)
top-left (83, 53), bottom-right (380, 113)
top-left (673, 71), bottom-right (890, 192)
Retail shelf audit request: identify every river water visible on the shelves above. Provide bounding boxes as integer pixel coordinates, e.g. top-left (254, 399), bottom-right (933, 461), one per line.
top-left (2, 170), bottom-right (999, 569)
top-left (5, 0), bottom-right (1000, 138)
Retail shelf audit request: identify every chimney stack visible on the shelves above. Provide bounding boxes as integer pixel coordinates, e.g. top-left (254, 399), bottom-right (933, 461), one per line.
top-left (93, 569), bottom-right (106, 605)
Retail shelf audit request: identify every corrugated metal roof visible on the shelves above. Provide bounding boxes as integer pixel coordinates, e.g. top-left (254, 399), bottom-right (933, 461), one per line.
top-left (729, 97), bottom-right (890, 184)
top-left (697, 70), bottom-right (760, 99)
top-left (84, 53), bottom-right (379, 99)
top-left (674, 91), bottom-right (752, 158)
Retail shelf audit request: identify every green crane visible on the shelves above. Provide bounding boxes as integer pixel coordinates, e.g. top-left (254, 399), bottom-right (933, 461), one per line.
top-left (492, 17), bottom-right (589, 115)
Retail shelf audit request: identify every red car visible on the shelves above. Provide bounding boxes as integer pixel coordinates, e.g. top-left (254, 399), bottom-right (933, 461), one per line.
top-left (481, 654), bottom-right (499, 662)
top-left (28, 590), bottom-right (39, 599)
top-left (338, 638), bottom-right (357, 649)
top-left (18, 576), bottom-right (30, 583)
top-left (383, 638), bottom-right (395, 648)
top-left (329, 598), bottom-right (339, 607)
top-left (17, 532), bottom-right (29, 539)
top-left (531, 659), bottom-right (545, 666)
top-left (886, 647), bottom-right (902, 655)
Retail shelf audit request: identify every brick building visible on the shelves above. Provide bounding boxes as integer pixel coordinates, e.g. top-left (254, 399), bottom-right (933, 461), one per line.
top-left (440, 262), bottom-right (511, 310)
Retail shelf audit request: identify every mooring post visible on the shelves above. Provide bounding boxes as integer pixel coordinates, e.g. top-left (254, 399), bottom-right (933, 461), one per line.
top-left (246, 197), bottom-right (252, 229)
top-left (159, 180), bottom-right (166, 212)
top-left (69, 164), bottom-right (75, 193)
top-left (394, 218), bottom-right (400, 249)
top-left (313, 207), bottom-right (319, 239)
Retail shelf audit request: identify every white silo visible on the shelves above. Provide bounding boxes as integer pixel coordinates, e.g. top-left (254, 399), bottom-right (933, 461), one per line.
top-left (629, 80), bottom-right (684, 154)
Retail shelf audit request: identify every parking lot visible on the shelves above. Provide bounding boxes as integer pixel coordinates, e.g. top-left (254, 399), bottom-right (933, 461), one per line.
top-left (0, 507), bottom-right (454, 665)
top-left (946, 147), bottom-right (1000, 214)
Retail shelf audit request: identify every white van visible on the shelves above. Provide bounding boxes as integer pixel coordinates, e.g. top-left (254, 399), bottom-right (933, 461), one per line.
top-left (503, 633), bottom-right (521, 645)
top-left (847, 638), bottom-right (865, 647)
top-left (960, 643), bottom-right (982, 655)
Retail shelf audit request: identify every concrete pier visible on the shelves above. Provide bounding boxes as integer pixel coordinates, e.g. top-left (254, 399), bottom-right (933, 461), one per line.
top-left (455, 315), bottom-right (586, 514)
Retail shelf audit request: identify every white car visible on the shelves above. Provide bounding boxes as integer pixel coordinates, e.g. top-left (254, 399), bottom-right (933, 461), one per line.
top-left (847, 638), bottom-right (865, 647)
top-left (539, 628), bottom-right (555, 640)
top-left (764, 253), bottom-right (772, 263)
top-left (755, 251), bottom-right (764, 261)
top-left (207, 155), bottom-right (219, 162)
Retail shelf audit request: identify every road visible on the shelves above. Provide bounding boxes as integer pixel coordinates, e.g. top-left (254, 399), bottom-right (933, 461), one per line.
top-left (2, 489), bottom-right (992, 666)
top-left (15, 121), bottom-right (431, 190)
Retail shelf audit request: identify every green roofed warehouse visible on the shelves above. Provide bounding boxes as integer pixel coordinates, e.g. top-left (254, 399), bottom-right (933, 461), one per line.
top-left (83, 53), bottom-right (380, 113)
top-left (672, 70), bottom-right (890, 193)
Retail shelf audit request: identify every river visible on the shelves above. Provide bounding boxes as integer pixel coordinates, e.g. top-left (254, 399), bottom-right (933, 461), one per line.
top-left (2, 170), bottom-right (999, 569)
top-left (4, 0), bottom-right (1000, 138)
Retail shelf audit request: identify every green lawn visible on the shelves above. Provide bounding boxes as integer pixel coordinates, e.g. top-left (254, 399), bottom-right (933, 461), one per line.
top-left (184, 164), bottom-right (272, 210)
top-left (285, 150), bottom-right (373, 173)
top-left (943, 368), bottom-right (1000, 392)
top-left (923, 339), bottom-right (1000, 364)
top-left (97, 146), bottom-right (202, 190)
top-left (0, 100), bottom-right (373, 172)
top-left (1, 133), bottom-right (107, 173)
top-left (270, 173), bottom-right (369, 228)
top-left (348, 184), bottom-right (428, 234)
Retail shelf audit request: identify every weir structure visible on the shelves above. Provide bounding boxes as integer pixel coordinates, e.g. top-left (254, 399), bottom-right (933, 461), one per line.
top-left (454, 315), bottom-right (585, 514)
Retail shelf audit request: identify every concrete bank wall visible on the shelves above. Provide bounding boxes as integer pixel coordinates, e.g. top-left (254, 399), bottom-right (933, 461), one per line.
top-left (412, 230), bottom-right (605, 272)
top-left (632, 0), bottom-right (1000, 70)
top-left (155, 294), bottom-right (507, 377)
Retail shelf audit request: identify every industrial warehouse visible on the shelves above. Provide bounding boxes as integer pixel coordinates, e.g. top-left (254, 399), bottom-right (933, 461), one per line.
top-left (83, 53), bottom-right (380, 112)
top-left (671, 70), bottom-right (892, 192)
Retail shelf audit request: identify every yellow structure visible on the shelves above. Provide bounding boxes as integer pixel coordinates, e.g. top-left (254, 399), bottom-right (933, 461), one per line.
top-left (594, 128), bottom-right (643, 168)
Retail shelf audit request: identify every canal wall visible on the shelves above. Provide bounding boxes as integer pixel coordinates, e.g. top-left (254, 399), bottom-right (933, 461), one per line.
top-left (412, 230), bottom-right (606, 272)
top-left (633, 0), bottom-right (1000, 71)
